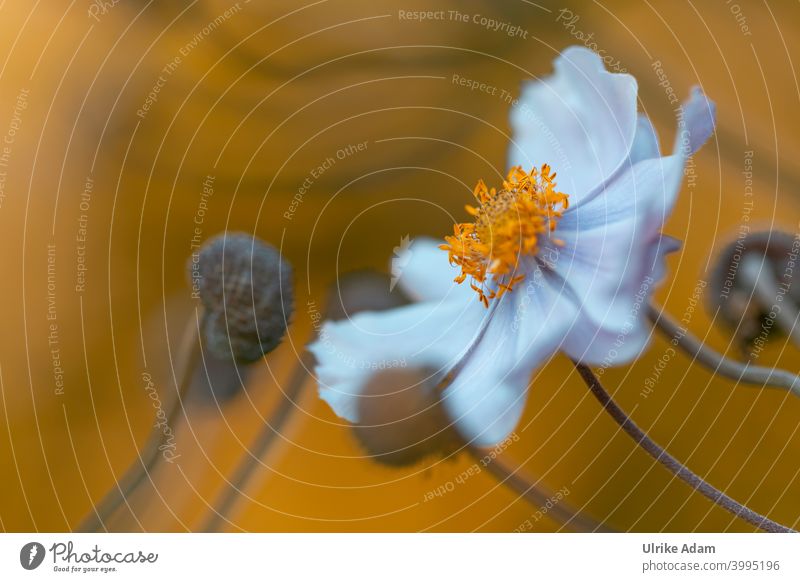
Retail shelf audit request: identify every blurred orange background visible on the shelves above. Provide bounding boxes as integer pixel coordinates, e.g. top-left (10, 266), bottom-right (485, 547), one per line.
top-left (0, 0), bottom-right (799, 532)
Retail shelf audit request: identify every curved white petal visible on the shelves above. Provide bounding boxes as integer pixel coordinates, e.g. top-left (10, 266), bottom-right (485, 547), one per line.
top-left (559, 234), bottom-right (679, 365)
top-left (630, 115), bottom-right (660, 164)
top-left (559, 153), bottom-right (685, 233)
top-left (442, 281), bottom-right (570, 446)
top-left (508, 46), bottom-right (638, 205)
top-left (391, 237), bottom-right (471, 304)
top-left (551, 88), bottom-right (716, 363)
top-left (674, 86), bottom-right (716, 157)
top-left (552, 153), bottom-right (686, 364)
top-left (310, 299), bottom-right (484, 422)
top-left (559, 89), bottom-right (715, 233)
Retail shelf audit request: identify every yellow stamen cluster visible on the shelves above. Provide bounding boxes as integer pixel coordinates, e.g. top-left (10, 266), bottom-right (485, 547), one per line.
top-left (440, 165), bottom-right (569, 307)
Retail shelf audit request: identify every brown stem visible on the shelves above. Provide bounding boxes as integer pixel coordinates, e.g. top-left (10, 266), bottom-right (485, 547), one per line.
top-left (466, 444), bottom-right (612, 532)
top-left (648, 303), bottom-right (800, 397)
top-left (573, 361), bottom-right (794, 533)
top-left (78, 311), bottom-right (201, 532)
top-left (202, 350), bottom-right (314, 532)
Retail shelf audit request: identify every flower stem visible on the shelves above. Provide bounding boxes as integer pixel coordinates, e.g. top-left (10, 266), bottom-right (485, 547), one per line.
top-left (572, 361), bottom-right (794, 533)
top-left (78, 310), bottom-right (201, 532)
top-left (648, 303), bottom-right (800, 397)
top-left (202, 349), bottom-right (313, 532)
top-left (466, 444), bottom-right (613, 532)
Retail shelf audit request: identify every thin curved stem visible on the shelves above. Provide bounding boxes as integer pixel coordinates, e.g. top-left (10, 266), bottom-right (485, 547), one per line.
top-left (648, 303), bottom-right (800, 397)
top-left (465, 444), bottom-right (612, 532)
top-left (78, 310), bottom-right (201, 532)
top-left (573, 361), bottom-right (794, 533)
top-left (202, 349), bottom-right (314, 532)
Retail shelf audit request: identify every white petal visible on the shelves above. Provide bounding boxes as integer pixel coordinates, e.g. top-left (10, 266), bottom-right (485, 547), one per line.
top-left (551, 85), bottom-right (715, 365)
top-left (442, 286), bottom-right (570, 446)
top-left (391, 237), bottom-right (471, 303)
top-left (310, 299), bottom-right (484, 422)
top-left (552, 154), bottom-right (686, 364)
top-left (630, 115), bottom-right (660, 164)
top-left (508, 46), bottom-right (638, 205)
top-left (559, 153), bottom-right (685, 232)
top-left (559, 89), bottom-right (715, 234)
top-left (673, 87), bottom-right (716, 157)
top-left (559, 235), bottom-right (678, 364)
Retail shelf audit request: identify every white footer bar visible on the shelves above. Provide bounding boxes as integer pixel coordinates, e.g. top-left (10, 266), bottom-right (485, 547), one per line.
top-left (1, 533), bottom-right (797, 580)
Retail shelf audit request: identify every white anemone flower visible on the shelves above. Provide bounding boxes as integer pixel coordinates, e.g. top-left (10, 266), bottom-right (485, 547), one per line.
top-left (310, 46), bottom-right (716, 447)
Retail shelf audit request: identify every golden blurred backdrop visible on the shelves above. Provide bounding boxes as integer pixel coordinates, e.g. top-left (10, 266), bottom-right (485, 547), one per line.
top-left (0, 0), bottom-right (799, 532)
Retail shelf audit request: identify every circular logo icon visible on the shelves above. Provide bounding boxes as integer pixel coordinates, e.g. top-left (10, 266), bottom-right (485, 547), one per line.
top-left (20, 542), bottom-right (45, 570)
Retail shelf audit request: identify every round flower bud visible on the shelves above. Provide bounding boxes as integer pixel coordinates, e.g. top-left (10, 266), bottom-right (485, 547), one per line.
top-left (191, 232), bottom-right (293, 363)
top-left (352, 367), bottom-right (460, 467)
top-left (709, 230), bottom-right (799, 350)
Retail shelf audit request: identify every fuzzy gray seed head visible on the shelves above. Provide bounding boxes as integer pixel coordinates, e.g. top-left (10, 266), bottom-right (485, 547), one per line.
top-left (192, 232), bottom-right (294, 363)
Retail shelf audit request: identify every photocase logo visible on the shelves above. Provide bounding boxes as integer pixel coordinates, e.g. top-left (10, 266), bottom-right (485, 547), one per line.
top-left (390, 235), bottom-right (414, 292)
top-left (20, 542), bottom-right (45, 570)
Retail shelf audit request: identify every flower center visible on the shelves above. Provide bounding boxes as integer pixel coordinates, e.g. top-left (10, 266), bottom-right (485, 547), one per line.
top-left (441, 165), bottom-right (569, 306)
